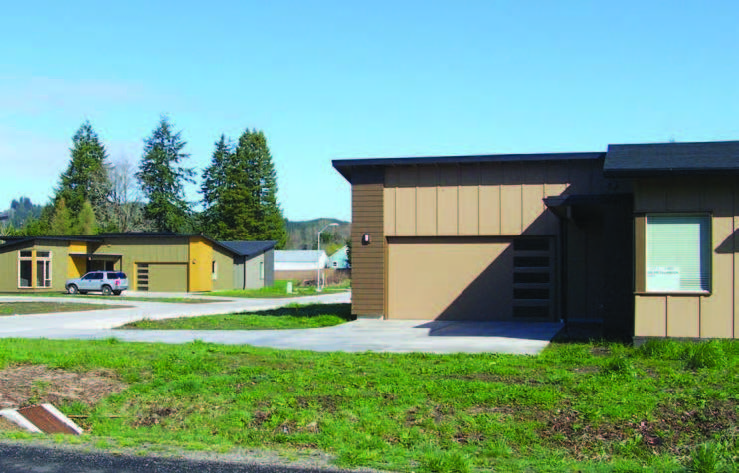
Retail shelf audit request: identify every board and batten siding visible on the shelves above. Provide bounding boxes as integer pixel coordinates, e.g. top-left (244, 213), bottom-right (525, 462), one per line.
top-left (634, 177), bottom-right (739, 340)
top-left (101, 236), bottom-right (189, 291)
top-left (351, 168), bottom-right (385, 317)
top-left (383, 160), bottom-right (615, 237)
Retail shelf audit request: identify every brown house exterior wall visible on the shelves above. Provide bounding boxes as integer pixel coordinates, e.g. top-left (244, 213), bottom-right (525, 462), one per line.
top-left (634, 177), bottom-right (738, 340)
top-left (375, 159), bottom-right (628, 321)
top-left (383, 160), bottom-right (617, 238)
top-left (351, 168), bottom-right (385, 317)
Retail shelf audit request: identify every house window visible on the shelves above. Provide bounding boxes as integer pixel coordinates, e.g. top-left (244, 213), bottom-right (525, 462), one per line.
top-left (211, 260), bottom-right (218, 281)
top-left (18, 251), bottom-right (32, 288)
top-left (332, 261), bottom-right (338, 268)
top-left (36, 251), bottom-right (52, 287)
top-left (646, 214), bottom-right (711, 293)
top-left (259, 262), bottom-right (264, 280)
top-left (18, 250), bottom-right (52, 288)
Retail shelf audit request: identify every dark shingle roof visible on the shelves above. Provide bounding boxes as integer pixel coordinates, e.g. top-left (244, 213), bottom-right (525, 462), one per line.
top-left (333, 151), bottom-right (605, 181)
top-left (604, 140), bottom-right (739, 176)
top-left (218, 240), bottom-right (276, 257)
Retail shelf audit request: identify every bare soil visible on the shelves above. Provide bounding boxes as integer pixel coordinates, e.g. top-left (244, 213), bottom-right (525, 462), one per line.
top-left (0, 365), bottom-right (128, 410)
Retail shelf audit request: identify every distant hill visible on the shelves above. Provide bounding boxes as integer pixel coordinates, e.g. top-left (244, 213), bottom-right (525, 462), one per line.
top-left (285, 218), bottom-right (351, 253)
top-left (1, 197), bottom-right (43, 229)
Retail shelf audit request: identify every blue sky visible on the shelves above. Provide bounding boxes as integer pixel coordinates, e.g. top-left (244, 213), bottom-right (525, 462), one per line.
top-left (1, 1), bottom-right (737, 222)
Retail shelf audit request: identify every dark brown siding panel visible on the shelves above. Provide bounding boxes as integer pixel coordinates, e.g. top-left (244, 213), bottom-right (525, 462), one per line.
top-left (351, 167), bottom-right (385, 317)
top-left (634, 214), bottom-right (646, 293)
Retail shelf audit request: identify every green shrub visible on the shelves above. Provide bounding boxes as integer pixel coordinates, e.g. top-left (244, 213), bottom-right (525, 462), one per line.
top-left (687, 441), bottom-right (731, 473)
top-left (682, 341), bottom-right (725, 370)
top-left (601, 354), bottom-right (638, 378)
top-left (419, 449), bottom-right (472, 473)
top-left (637, 338), bottom-right (681, 359)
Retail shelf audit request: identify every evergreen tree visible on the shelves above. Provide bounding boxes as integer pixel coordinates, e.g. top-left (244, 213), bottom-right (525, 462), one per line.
top-left (199, 129), bottom-right (286, 245)
top-left (50, 198), bottom-right (73, 235)
top-left (74, 200), bottom-right (97, 235)
top-left (136, 117), bottom-right (195, 233)
top-left (200, 135), bottom-right (234, 236)
top-left (56, 121), bottom-right (111, 219)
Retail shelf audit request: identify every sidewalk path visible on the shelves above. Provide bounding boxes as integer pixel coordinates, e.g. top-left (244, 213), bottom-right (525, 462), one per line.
top-left (0, 291), bottom-right (561, 354)
top-left (0, 292), bottom-right (350, 335)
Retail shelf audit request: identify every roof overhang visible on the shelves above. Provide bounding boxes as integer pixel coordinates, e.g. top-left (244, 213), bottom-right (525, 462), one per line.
top-left (333, 152), bottom-right (605, 182)
top-left (69, 253), bottom-right (122, 260)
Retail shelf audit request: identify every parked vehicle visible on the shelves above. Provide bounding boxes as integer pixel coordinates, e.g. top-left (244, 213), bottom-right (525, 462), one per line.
top-left (65, 271), bottom-right (129, 296)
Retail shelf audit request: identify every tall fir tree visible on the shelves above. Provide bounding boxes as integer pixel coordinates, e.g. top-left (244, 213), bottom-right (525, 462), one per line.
top-left (199, 129), bottom-right (286, 245)
top-left (56, 121), bottom-right (111, 220)
top-left (136, 117), bottom-right (195, 233)
top-left (200, 135), bottom-right (234, 236)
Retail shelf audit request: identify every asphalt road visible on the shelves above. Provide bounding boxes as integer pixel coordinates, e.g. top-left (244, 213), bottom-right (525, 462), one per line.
top-left (0, 444), bottom-right (354, 473)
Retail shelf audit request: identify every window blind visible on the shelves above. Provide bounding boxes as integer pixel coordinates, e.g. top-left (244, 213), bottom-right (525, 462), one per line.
top-left (646, 215), bottom-right (711, 292)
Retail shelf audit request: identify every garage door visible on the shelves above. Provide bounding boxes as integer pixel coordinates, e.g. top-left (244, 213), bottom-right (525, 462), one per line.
top-left (136, 263), bottom-right (188, 292)
top-left (387, 237), bottom-right (555, 321)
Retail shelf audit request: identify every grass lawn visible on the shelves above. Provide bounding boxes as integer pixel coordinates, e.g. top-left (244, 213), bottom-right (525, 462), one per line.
top-left (0, 302), bottom-right (117, 315)
top-left (119, 303), bottom-right (353, 330)
top-left (208, 280), bottom-right (350, 298)
top-left (0, 337), bottom-right (737, 472)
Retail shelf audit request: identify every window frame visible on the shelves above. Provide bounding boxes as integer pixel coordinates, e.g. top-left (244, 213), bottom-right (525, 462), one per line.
top-left (643, 213), bottom-right (712, 295)
top-left (18, 249), bottom-right (53, 289)
top-left (18, 251), bottom-right (33, 288)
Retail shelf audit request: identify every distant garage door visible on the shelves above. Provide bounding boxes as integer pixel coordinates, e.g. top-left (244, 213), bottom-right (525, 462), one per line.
top-left (387, 237), bottom-right (555, 321)
top-left (136, 263), bottom-right (188, 292)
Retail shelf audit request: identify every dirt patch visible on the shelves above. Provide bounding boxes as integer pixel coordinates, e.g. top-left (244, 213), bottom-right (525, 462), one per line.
top-left (132, 406), bottom-right (178, 427)
top-left (0, 416), bottom-right (22, 431)
top-left (293, 394), bottom-right (342, 412)
top-left (538, 398), bottom-right (739, 457)
top-left (0, 365), bottom-right (127, 410)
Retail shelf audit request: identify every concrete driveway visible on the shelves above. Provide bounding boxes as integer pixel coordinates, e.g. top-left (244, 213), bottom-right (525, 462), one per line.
top-left (0, 292), bottom-right (562, 354)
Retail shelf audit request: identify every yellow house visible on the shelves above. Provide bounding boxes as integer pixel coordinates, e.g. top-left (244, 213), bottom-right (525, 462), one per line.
top-left (0, 233), bottom-right (275, 293)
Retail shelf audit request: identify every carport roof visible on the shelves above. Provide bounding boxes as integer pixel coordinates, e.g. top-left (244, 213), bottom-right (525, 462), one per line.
top-left (218, 240), bottom-right (277, 257)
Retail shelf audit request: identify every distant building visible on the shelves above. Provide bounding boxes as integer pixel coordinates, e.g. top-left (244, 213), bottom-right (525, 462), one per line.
top-left (327, 246), bottom-right (350, 269)
top-left (274, 250), bottom-right (328, 282)
top-left (0, 233), bottom-right (276, 293)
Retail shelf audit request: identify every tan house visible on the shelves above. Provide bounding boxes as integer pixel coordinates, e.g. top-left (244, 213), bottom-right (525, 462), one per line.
top-left (0, 233), bottom-right (275, 293)
top-left (334, 140), bottom-right (739, 341)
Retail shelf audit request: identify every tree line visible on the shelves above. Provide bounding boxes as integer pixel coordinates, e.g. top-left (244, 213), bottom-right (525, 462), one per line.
top-left (4, 117), bottom-right (287, 246)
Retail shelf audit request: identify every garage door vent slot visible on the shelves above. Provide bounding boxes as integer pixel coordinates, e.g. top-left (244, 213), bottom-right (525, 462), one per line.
top-left (512, 237), bottom-right (554, 319)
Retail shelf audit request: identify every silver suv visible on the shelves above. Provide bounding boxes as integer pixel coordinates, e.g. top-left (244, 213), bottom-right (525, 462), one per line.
top-left (66, 271), bottom-right (128, 296)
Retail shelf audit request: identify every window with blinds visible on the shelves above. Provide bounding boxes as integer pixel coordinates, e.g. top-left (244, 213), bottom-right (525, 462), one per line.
top-left (646, 214), bottom-right (711, 292)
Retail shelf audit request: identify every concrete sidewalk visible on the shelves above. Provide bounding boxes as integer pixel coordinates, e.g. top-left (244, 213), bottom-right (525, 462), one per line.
top-left (0, 292), bottom-right (350, 334)
top-left (0, 292), bottom-right (562, 354)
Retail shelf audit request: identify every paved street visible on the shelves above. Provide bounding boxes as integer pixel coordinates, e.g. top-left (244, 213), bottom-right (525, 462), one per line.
top-left (0, 443), bottom-right (355, 473)
top-left (0, 291), bottom-right (561, 354)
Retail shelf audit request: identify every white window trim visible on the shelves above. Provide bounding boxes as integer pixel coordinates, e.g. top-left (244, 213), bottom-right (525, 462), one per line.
top-left (18, 250), bottom-right (52, 289)
top-left (645, 213), bottom-right (711, 294)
